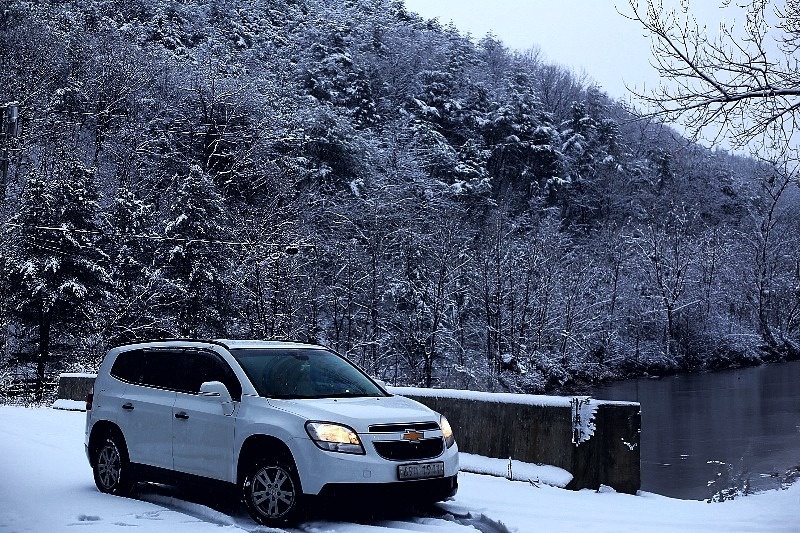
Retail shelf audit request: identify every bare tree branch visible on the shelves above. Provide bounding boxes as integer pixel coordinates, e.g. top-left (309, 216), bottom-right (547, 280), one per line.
top-left (623, 0), bottom-right (800, 167)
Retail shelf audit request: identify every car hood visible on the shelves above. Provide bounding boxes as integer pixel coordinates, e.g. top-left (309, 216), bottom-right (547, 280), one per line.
top-left (267, 394), bottom-right (438, 431)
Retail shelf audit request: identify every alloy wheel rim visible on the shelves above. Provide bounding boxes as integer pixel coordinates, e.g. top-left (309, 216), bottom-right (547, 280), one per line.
top-left (97, 444), bottom-right (121, 489)
top-left (251, 466), bottom-right (295, 518)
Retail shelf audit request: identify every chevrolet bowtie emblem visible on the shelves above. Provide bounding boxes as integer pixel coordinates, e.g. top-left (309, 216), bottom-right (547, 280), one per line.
top-left (402, 429), bottom-right (424, 442)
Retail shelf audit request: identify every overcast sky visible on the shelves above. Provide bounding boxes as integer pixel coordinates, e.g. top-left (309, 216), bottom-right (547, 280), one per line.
top-left (402, 1), bottom-right (742, 102)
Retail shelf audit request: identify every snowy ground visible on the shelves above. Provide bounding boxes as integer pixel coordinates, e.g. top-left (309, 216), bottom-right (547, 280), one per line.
top-left (0, 406), bottom-right (797, 532)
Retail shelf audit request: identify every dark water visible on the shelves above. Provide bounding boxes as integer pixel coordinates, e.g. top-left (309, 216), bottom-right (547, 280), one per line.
top-left (590, 361), bottom-right (800, 500)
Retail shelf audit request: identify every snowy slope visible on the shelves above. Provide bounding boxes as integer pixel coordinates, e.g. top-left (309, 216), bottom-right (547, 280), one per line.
top-left (0, 406), bottom-right (797, 532)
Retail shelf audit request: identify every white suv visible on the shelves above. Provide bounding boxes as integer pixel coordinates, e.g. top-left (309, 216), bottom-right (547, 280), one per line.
top-left (85, 340), bottom-right (458, 525)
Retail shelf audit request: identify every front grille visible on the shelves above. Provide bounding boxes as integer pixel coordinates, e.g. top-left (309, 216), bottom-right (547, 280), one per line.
top-left (368, 421), bottom-right (439, 433)
top-left (373, 438), bottom-right (444, 461)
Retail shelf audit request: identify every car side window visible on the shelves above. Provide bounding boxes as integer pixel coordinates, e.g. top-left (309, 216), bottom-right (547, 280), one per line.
top-left (143, 351), bottom-right (183, 390)
top-left (109, 349), bottom-right (141, 383)
top-left (109, 347), bottom-right (241, 400)
top-left (111, 349), bottom-right (184, 390)
top-left (182, 351), bottom-right (242, 401)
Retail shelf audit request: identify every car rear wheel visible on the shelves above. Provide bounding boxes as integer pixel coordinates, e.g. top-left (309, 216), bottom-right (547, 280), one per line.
top-left (93, 433), bottom-right (135, 496)
top-left (242, 458), bottom-right (302, 526)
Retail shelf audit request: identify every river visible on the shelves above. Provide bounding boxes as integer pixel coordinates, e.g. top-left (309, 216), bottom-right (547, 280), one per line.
top-left (590, 360), bottom-right (800, 500)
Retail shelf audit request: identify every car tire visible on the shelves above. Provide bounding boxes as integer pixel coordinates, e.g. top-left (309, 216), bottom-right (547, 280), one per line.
top-left (92, 433), bottom-right (135, 496)
top-left (242, 457), bottom-right (302, 526)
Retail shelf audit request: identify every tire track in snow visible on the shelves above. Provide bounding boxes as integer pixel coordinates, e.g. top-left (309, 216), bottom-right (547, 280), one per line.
top-left (137, 484), bottom-right (511, 532)
top-left (418, 506), bottom-right (512, 533)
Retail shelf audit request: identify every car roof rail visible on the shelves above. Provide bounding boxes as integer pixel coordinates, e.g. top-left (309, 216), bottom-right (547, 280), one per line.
top-left (109, 338), bottom-right (228, 350)
top-left (109, 337), bottom-right (331, 352)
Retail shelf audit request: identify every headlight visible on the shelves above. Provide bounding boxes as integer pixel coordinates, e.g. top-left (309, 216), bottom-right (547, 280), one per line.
top-left (440, 415), bottom-right (455, 448)
top-left (305, 421), bottom-right (365, 454)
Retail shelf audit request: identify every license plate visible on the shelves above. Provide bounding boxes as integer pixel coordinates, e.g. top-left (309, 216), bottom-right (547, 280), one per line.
top-left (398, 461), bottom-right (445, 480)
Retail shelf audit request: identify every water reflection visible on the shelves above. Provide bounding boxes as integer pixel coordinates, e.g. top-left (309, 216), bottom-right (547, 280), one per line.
top-left (591, 360), bottom-right (800, 500)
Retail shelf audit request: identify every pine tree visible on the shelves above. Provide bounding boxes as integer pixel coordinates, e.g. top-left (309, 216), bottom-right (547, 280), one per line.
top-left (4, 164), bottom-right (110, 392)
top-left (153, 165), bottom-right (230, 337)
top-left (484, 68), bottom-right (563, 207)
top-left (101, 186), bottom-right (159, 343)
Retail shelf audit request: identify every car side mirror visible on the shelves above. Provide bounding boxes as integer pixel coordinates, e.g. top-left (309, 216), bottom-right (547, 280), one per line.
top-left (373, 378), bottom-right (387, 390)
top-left (199, 381), bottom-right (235, 416)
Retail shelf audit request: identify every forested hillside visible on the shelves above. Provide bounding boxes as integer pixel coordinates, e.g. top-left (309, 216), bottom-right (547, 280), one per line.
top-left (1, 0), bottom-right (798, 394)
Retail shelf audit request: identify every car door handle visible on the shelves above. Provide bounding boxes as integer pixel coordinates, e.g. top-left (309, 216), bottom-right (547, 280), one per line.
top-left (174, 412), bottom-right (189, 420)
top-left (121, 402), bottom-right (134, 411)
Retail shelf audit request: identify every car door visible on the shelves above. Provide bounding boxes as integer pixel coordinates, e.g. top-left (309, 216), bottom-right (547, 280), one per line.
top-left (171, 350), bottom-right (239, 482)
top-left (113, 349), bottom-right (176, 470)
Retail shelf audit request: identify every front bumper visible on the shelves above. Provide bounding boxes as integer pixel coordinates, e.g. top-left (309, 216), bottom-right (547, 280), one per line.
top-left (292, 436), bottom-right (459, 495)
top-left (317, 473), bottom-right (458, 502)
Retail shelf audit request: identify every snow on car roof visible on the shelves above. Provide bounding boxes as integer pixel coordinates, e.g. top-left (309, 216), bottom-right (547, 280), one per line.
top-left (110, 339), bottom-right (328, 352)
top-left (214, 339), bottom-right (328, 350)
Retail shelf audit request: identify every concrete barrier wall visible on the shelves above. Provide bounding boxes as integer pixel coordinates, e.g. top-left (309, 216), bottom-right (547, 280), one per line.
top-left (391, 388), bottom-right (641, 494)
top-left (570, 402), bottom-right (641, 493)
top-left (58, 375), bottom-right (640, 494)
top-left (56, 373), bottom-right (96, 404)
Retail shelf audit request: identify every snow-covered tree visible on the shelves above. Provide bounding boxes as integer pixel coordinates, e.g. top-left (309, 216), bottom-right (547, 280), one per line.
top-left (101, 186), bottom-right (159, 344)
top-left (483, 68), bottom-right (563, 207)
top-left (153, 165), bottom-right (230, 337)
top-left (4, 164), bottom-right (110, 391)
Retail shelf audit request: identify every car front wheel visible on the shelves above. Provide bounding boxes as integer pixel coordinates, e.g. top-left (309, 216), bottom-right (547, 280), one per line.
top-left (242, 458), bottom-right (301, 526)
top-left (92, 433), bottom-right (135, 496)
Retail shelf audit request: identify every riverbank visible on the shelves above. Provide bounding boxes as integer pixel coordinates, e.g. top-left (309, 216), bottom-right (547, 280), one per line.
top-left (555, 343), bottom-right (800, 398)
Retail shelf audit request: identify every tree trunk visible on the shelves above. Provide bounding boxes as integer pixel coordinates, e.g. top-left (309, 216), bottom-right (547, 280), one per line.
top-left (36, 306), bottom-right (51, 401)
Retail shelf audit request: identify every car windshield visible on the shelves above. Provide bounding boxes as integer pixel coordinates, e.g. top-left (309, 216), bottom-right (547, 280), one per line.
top-left (231, 348), bottom-right (387, 399)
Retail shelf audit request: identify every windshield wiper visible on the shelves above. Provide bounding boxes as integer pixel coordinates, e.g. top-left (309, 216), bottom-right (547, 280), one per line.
top-left (322, 392), bottom-right (379, 398)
